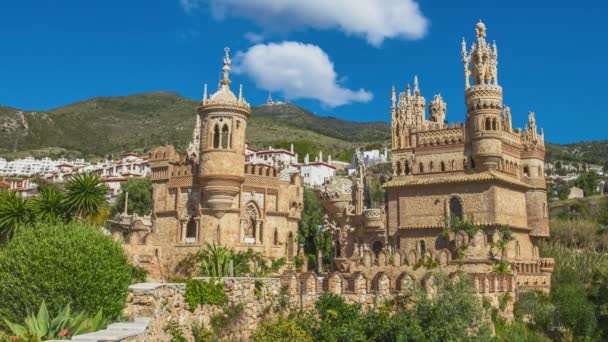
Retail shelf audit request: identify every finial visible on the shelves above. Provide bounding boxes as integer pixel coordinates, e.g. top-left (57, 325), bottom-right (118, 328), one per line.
top-left (391, 85), bottom-right (396, 109)
top-left (238, 84), bottom-right (243, 102)
top-left (413, 75), bottom-right (419, 95)
top-left (406, 83), bottom-right (411, 96)
top-left (221, 47), bottom-right (231, 86)
top-left (461, 37), bottom-right (466, 54)
top-left (475, 20), bottom-right (487, 42)
top-left (202, 83), bottom-right (208, 102)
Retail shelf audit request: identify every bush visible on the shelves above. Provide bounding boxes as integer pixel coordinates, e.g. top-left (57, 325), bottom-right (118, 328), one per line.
top-left (252, 316), bottom-right (313, 342)
top-left (184, 279), bottom-right (228, 310)
top-left (0, 222), bottom-right (132, 327)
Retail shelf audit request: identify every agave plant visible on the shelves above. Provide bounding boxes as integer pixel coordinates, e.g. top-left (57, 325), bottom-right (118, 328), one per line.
top-left (0, 191), bottom-right (33, 240)
top-left (28, 187), bottom-right (69, 224)
top-left (201, 242), bottom-right (233, 278)
top-left (493, 261), bottom-right (512, 275)
top-left (3, 301), bottom-right (108, 340)
top-left (62, 173), bottom-right (109, 222)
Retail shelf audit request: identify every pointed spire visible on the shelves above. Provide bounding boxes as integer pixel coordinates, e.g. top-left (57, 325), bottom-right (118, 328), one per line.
top-left (202, 83), bottom-right (208, 103)
top-left (220, 47), bottom-right (231, 87)
top-left (391, 85), bottom-right (396, 110)
top-left (461, 37), bottom-right (467, 55)
top-left (406, 83), bottom-right (411, 96)
top-left (238, 84), bottom-right (243, 103)
top-left (413, 75), bottom-right (420, 95)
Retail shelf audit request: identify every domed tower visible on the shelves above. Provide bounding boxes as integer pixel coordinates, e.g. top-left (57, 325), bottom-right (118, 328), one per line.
top-left (462, 21), bottom-right (502, 171)
top-left (198, 48), bottom-right (250, 214)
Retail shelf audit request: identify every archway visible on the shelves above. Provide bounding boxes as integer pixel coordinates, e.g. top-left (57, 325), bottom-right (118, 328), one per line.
top-left (371, 241), bottom-right (383, 257)
top-left (185, 218), bottom-right (197, 243)
top-left (449, 196), bottom-right (463, 222)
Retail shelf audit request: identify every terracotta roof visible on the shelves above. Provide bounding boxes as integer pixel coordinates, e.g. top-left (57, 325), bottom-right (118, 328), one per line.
top-left (383, 171), bottom-right (529, 189)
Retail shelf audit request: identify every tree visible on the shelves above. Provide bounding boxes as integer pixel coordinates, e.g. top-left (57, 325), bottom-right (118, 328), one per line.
top-left (252, 317), bottom-right (313, 342)
top-left (62, 173), bottom-right (108, 221)
top-left (29, 187), bottom-right (69, 224)
top-left (0, 222), bottom-right (132, 328)
top-left (574, 171), bottom-right (599, 197)
top-left (0, 190), bottom-right (32, 240)
top-left (112, 177), bottom-right (152, 216)
top-left (298, 189), bottom-right (332, 268)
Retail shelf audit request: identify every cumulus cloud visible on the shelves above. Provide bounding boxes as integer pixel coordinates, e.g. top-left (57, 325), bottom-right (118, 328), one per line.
top-left (183, 0), bottom-right (429, 46)
top-left (233, 42), bottom-right (373, 107)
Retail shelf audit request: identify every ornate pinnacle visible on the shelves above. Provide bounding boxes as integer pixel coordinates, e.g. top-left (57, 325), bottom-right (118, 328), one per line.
top-left (221, 47), bottom-right (231, 86)
top-left (391, 85), bottom-right (396, 110)
top-left (238, 84), bottom-right (243, 103)
top-left (406, 83), bottom-right (411, 96)
top-left (413, 75), bottom-right (420, 95)
top-left (202, 83), bottom-right (208, 102)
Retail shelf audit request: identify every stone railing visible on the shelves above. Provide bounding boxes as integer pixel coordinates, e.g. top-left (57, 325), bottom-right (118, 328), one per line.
top-left (470, 273), bottom-right (515, 294)
top-left (539, 258), bottom-right (554, 273)
top-left (363, 208), bottom-right (383, 229)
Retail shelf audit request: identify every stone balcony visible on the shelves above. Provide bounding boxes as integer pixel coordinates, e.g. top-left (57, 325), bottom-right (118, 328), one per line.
top-left (363, 208), bottom-right (384, 229)
top-left (539, 257), bottom-right (554, 273)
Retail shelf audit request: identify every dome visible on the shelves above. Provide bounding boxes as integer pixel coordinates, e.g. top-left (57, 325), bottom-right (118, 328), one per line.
top-left (209, 86), bottom-right (238, 105)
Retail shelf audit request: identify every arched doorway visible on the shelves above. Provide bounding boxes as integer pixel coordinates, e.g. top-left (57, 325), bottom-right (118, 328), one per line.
top-left (243, 203), bottom-right (260, 243)
top-left (371, 241), bottom-right (383, 257)
top-left (449, 197), bottom-right (463, 222)
top-left (287, 232), bottom-right (294, 259)
top-left (185, 218), bottom-right (197, 243)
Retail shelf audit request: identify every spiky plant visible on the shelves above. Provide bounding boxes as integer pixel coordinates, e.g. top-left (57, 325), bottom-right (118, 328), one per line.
top-left (29, 187), bottom-right (68, 224)
top-left (3, 301), bottom-right (108, 340)
top-left (201, 242), bottom-right (233, 278)
top-left (62, 173), bottom-right (108, 221)
top-left (0, 191), bottom-right (32, 240)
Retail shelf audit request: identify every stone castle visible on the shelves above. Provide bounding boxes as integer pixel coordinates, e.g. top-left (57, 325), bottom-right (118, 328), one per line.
top-left (318, 21), bottom-right (553, 292)
top-left (125, 22), bottom-right (553, 294)
top-left (125, 49), bottom-right (304, 280)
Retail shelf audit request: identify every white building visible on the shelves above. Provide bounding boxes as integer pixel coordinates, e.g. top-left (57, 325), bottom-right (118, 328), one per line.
top-left (0, 157), bottom-right (87, 176)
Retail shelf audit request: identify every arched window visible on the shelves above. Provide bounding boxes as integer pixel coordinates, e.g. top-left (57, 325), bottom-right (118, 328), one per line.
top-left (441, 161), bottom-right (446, 172)
top-left (492, 119), bottom-right (498, 130)
top-left (185, 218), bottom-right (197, 243)
top-left (212, 124), bottom-right (220, 148)
top-left (396, 161), bottom-right (402, 175)
top-left (429, 161), bottom-right (434, 172)
top-left (221, 124), bottom-right (230, 149)
top-left (405, 161), bottom-right (411, 175)
top-left (449, 197), bottom-right (463, 222)
top-left (523, 166), bottom-right (529, 177)
top-left (419, 162), bottom-right (424, 173)
top-left (287, 232), bottom-right (294, 259)
top-left (274, 229), bottom-right (278, 245)
top-left (419, 240), bottom-right (426, 255)
top-left (485, 118), bottom-right (492, 130)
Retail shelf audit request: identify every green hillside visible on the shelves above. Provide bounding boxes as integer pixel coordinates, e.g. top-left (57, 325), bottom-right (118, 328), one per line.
top-left (1, 91), bottom-right (606, 166)
top-left (0, 92), bottom-right (389, 161)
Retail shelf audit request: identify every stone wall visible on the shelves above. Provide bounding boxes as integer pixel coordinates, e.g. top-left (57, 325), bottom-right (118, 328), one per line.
top-left (125, 273), bottom-right (517, 341)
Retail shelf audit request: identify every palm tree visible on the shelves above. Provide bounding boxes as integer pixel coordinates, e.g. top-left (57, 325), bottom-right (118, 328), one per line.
top-left (62, 173), bottom-right (108, 222)
top-left (0, 191), bottom-right (32, 240)
top-left (29, 187), bottom-right (68, 224)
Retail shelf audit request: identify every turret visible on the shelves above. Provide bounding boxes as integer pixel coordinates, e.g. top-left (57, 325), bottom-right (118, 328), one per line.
top-left (463, 21), bottom-right (502, 171)
top-left (198, 48), bottom-right (251, 214)
top-left (429, 94), bottom-right (447, 126)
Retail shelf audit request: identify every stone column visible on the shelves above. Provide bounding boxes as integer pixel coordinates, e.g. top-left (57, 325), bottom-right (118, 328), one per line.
top-left (255, 221), bottom-right (261, 243)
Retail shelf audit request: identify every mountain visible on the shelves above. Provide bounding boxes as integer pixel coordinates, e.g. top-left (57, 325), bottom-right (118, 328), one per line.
top-left (1, 91), bottom-right (606, 166)
top-left (0, 92), bottom-right (389, 161)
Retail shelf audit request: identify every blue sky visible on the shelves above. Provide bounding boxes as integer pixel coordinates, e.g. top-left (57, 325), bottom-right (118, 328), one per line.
top-left (0, 0), bottom-right (606, 143)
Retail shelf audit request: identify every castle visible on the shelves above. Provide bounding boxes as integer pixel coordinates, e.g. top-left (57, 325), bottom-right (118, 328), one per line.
top-left (125, 49), bottom-right (304, 280)
top-left (318, 21), bottom-right (553, 293)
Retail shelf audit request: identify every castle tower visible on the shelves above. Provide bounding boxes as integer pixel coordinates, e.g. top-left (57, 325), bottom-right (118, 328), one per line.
top-left (463, 21), bottom-right (502, 171)
top-left (198, 48), bottom-right (251, 214)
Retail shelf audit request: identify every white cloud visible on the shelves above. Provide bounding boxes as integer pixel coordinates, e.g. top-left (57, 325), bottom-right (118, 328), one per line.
top-left (233, 42), bottom-right (373, 107)
top-left (183, 0), bottom-right (429, 46)
top-left (244, 32), bottom-right (264, 43)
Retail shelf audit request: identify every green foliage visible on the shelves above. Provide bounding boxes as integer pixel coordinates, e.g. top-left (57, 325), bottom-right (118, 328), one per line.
top-left (414, 256), bottom-right (438, 270)
top-left (293, 256), bottom-right (304, 272)
top-left (28, 187), bottom-right (69, 224)
top-left (200, 242), bottom-right (232, 278)
top-left (0, 222), bottom-right (132, 328)
top-left (334, 149), bottom-right (353, 163)
top-left (252, 316), bottom-right (313, 342)
top-left (163, 320), bottom-right (187, 342)
top-left (573, 171), bottom-right (600, 197)
top-left (191, 322), bottom-right (213, 342)
top-left (444, 216), bottom-right (480, 238)
top-left (184, 279), bottom-right (228, 310)
top-left (112, 177), bottom-right (152, 216)
top-left (3, 302), bottom-right (108, 340)
top-left (129, 264), bottom-right (148, 283)
top-left (63, 173), bottom-right (108, 221)
top-left (298, 189), bottom-right (332, 268)
top-left (365, 176), bottom-right (385, 209)
top-left (0, 191), bottom-right (32, 240)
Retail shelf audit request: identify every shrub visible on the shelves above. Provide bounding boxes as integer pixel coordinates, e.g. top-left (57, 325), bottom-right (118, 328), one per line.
top-left (184, 279), bottom-right (228, 310)
top-left (0, 222), bottom-right (132, 327)
top-left (252, 316), bottom-right (313, 342)
top-left (3, 301), bottom-right (108, 340)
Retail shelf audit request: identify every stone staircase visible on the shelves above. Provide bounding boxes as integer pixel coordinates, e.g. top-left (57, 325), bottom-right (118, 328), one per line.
top-left (46, 317), bottom-right (150, 342)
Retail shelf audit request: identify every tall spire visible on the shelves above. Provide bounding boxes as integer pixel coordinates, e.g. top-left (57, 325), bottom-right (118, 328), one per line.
top-left (413, 75), bottom-right (420, 96)
top-left (391, 85), bottom-right (396, 111)
top-left (202, 83), bottom-right (208, 103)
top-left (220, 47), bottom-right (231, 87)
top-left (238, 84), bottom-right (243, 103)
